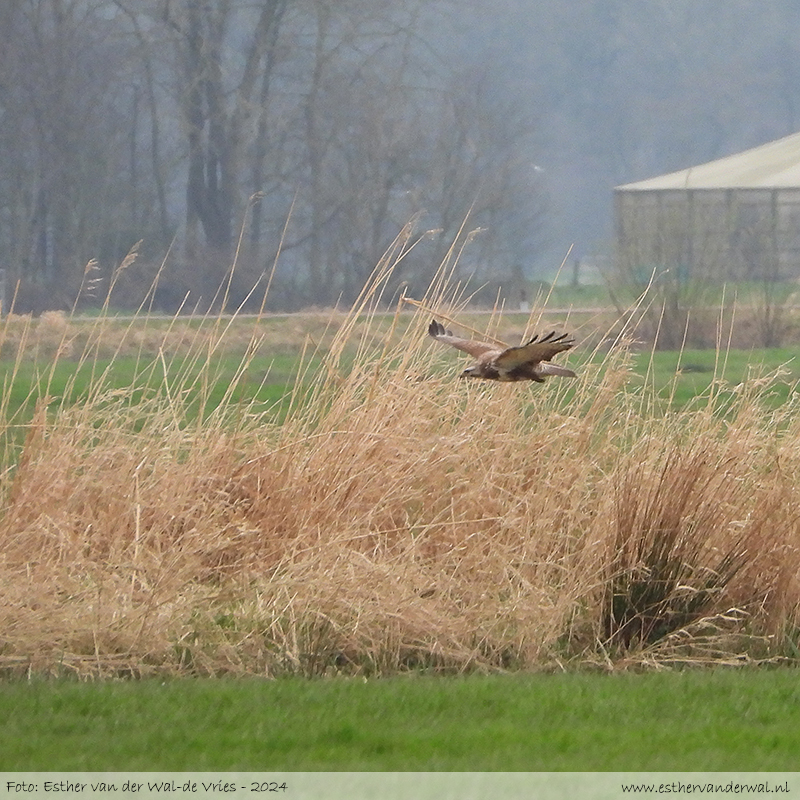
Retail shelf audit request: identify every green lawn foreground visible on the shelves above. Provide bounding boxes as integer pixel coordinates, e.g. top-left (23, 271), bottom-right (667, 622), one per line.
top-left (3, 671), bottom-right (800, 771)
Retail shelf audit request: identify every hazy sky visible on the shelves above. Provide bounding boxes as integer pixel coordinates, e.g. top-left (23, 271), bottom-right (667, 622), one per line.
top-left (467, 0), bottom-right (800, 278)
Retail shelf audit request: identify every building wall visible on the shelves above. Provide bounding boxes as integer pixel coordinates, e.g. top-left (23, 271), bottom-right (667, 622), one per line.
top-left (615, 188), bottom-right (800, 284)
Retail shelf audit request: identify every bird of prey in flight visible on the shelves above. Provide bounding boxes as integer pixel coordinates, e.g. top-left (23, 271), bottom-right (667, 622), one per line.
top-left (428, 319), bottom-right (577, 382)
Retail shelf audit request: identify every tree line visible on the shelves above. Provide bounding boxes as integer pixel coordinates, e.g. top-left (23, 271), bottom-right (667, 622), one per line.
top-left (0, 0), bottom-right (545, 312)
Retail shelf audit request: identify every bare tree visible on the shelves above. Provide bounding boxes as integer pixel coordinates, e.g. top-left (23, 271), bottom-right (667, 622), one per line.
top-left (0, 0), bottom-right (548, 311)
top-left (283, 4), bottom-right (547, 306)
top-left (420, 66), bottom-right (548, 287)
top-left (0, 1), bottom-right (137, 305)
top-left (159, 0), bottom-right (289, 265)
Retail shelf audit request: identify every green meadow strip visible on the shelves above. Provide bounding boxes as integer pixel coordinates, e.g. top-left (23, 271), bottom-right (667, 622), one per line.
top-left (3, 672), bottom-right (800, 771)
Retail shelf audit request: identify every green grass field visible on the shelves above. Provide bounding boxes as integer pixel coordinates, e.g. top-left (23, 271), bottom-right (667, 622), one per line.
top-left (2, 303), bottom-right (800, 774)
top-left (4, 671), bottom-right (800, 771)
top-left (632, 345), bottom-right (798, 408)
top-left (0, 353), bottom-right (302, 423)
top-left (0, 326), bottom-right (795, 423)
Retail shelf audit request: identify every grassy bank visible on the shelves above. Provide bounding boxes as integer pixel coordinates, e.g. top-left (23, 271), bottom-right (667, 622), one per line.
top-left (1, 236), bottom-right (800, 678)
top-left (4, 671), bottom-right (800, 770)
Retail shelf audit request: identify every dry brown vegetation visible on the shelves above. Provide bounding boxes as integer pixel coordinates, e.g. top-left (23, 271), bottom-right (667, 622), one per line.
top-left (2, 235), bottom-right (800, 678)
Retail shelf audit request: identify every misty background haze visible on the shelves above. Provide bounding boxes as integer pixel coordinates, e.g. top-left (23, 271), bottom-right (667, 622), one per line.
top-left (1, 0), bottom-right (799, 312)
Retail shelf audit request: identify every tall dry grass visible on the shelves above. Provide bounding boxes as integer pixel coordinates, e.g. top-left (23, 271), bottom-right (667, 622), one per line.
top-left (1, 229), bottom-right (800, 677)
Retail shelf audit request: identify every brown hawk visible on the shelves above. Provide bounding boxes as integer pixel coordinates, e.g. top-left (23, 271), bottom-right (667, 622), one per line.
top-left (428, 319), bottom-right (577, 382)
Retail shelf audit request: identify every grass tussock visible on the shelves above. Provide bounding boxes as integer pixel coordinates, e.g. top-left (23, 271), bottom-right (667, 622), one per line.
top-left (2, 229), bottom-right (800, 678)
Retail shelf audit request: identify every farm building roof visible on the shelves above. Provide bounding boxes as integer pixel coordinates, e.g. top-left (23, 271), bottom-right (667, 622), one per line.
top-left (617, 130), bottom-right (800, 191)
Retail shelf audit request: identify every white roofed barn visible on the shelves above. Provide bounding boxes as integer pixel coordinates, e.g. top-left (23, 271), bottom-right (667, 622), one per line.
top-left (615, 131), bottom-right (800, 286)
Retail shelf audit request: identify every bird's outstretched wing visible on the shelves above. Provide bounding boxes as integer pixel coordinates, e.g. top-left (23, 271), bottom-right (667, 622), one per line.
top-left (494, 331), bottom-right (575, 370)
top-left (428, 320), bottom-right (500, 359)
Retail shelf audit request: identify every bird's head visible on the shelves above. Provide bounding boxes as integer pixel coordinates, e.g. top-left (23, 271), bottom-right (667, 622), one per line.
top-left (460, 366), bottom-right (479, 379)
